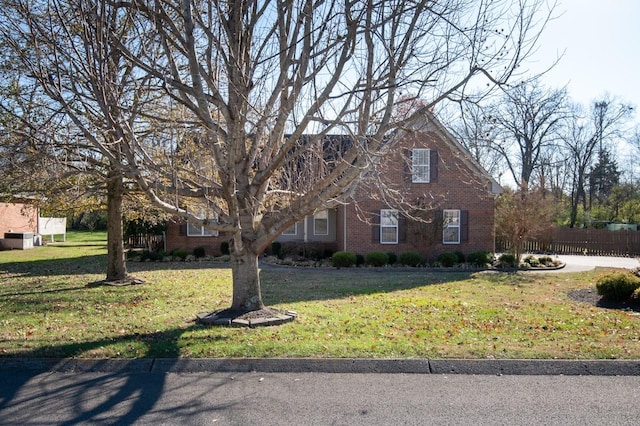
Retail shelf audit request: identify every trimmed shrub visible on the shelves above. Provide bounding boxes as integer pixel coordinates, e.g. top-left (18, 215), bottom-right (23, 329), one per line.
top-left (498, 253), bottom-right (517, 268)
top-left (467, 251), bottom-right (492, 267)
top-left (522, 255), bottom-right (540, 267)
top-left (323, 248), bottom-right (335, 260)
top-left (596, 272), bottom-right (640, 302)
top-left (538, 256), bottom-right (555, 266)
top-left (271, 241), bottom-right (282, 258)
top-left (455, 251), bottom-right (466, 263)
top-left (332, 251), bottom-right (357, 268)
top-left (438, 252), bottom-right (459, 267)
top-left (355, 254), bottom-right (365, 267)
top-left (398, 251), bottom-right (422, 267)
top-left (366, 252), bottom-right (389, 267)
top-left (193, 246), bottom-right (206, 258)
top-left (387, 252), bottom-right (398, 265)
top-left (140, 250), bottom-right (157, 262)
top-left (171, 248), bottom-right (188, 260)
top-left (220, 241), bottom-right (230, 255)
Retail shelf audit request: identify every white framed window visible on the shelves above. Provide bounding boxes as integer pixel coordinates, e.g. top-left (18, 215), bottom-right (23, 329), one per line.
top-left (412, 149), bottom-right (431, 183)
top-left (443, 209), bottom-right (460, 244)
top-left (314, 210), bottom-right (329, 235)
top-left (380, 209), bottom-right (399, 244)
top-left (282, 223), bottom-right (297, 235)
top-left (187, 210), bottom-right (219, 237)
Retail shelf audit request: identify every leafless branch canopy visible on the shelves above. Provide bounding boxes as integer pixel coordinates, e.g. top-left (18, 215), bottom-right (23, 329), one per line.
top-left (0, 0), bottom-right (553, 252)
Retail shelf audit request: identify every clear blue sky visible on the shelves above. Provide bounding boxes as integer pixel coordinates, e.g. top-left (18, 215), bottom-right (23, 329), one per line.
top-left (526, 0), bottom-right (640, 115)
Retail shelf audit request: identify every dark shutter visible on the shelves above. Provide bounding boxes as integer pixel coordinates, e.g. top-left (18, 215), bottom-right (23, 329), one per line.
top-left (404, 149), bottom-right (412, 183)
top-left (430, 150), bottom-right (439, 182)
top-left (371, 210), bottom-right (380, 243)
top-left (460, 210), bottom-right (469, 243)
top-left (434, 209), bottom-right (443, 243)
top-left (179, 222), bottom-right (188, 236)
top-left (398, 214), bottom-right (407, 243)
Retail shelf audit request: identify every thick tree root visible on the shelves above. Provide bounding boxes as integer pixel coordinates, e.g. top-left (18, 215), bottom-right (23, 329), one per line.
top-left (196, 307), bottom-right (297, 327)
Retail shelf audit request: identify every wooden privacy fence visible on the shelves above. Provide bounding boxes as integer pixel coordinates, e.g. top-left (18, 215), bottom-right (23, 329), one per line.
top-left (497, 228), bottom-right (640, 257)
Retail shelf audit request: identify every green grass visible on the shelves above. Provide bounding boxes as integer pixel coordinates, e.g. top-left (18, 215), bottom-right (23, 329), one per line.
top-left (1, 231), bottom-right (639, 359)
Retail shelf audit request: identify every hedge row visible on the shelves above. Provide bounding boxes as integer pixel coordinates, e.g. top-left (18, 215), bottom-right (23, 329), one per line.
top-left (331, 250), bottom-right (494, 268)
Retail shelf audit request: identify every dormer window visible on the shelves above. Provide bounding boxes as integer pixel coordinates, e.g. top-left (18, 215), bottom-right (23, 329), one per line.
top-left (412, 149), bottom-right (431, 183)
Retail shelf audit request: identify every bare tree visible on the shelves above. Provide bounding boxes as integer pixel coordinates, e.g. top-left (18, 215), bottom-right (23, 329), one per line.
top-left (562, 99), bottom-right (633, 227)
top-left (495, 187), bottom-right (554, 262)
top-left (486, 79), bottom-right (568, 190)
top-left (444, 100), bottom-right (506, 181)
top-left (0, 0), bottom-right (165, 282)
top-left (2, 0), bottom-right (554, 318)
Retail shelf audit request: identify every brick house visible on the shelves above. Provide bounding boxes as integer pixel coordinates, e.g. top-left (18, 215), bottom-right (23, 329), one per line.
top-left (0, 201), bottom-right (38, 249)
top-left (165, 112), bottom-right (502, 260)
top-left (0, 202), bottom-right (38, 235)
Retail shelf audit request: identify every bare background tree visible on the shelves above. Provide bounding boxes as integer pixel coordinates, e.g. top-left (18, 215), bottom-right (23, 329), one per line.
top-left (484, 79), bottom-right (568, 190)
top-left (561, 99), bottom-right (633, 227)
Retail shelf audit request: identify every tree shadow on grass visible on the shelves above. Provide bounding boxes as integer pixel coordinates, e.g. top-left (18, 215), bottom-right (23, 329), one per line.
top-left (0, 254), bottom-right (108, 277)
top-left (259, 266), bottom-right (475, 305)
top-left (0, 327), bottom-right (235, 425)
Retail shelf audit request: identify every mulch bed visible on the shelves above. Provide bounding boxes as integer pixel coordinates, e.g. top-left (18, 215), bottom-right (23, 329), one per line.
top-left (568, 288), bottom-right (640, 313)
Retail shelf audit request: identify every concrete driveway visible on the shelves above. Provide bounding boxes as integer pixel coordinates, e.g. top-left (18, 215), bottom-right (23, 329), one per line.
top-left (550, 255), bottom-right (640, 273)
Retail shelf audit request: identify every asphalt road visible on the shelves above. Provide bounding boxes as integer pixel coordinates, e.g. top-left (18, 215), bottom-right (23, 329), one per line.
top-left (1, 370), bottom-right (640, 425)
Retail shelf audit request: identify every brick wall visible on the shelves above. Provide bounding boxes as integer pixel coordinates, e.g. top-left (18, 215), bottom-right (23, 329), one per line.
top-left (165, 220), bottom-right (228, 256)
top-left (0, 202), bottom-right (38, 236)
top-left (341, 129), bottom-right (496, 260)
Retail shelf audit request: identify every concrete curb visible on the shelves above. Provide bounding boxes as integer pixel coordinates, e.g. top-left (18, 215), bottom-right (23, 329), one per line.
top-left (2, 357), bottom-right (640, 376)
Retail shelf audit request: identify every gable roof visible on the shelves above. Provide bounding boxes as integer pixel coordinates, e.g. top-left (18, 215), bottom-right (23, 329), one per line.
top-left (396, 110), bottom-right (503, 195)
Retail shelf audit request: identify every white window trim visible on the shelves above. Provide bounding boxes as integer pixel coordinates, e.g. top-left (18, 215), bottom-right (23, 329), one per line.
top-left (412, 148), bottom-right (431, 183)
top-left (282, 223), bottom-right (298, 236)
top-left (313, 210), bottom-right (329, 235)
top-left (187, 210), bottom-right (219, 237)
top-left (380, 209), bottom-right (399, 244)
top-left (443, 209), bottom-right (460, 244)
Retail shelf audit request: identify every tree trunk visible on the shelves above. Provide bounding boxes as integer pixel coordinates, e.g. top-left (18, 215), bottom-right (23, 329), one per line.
top-left (230, 249), bottom-right (265, 312)
top-left (106, 169), bottom-right (127, 281)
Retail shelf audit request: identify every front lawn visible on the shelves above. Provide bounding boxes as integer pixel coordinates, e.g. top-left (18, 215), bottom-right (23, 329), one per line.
top-left (1, 231), bottom-right (639, 359)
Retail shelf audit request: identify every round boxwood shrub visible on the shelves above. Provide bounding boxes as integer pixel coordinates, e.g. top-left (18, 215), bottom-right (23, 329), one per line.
top-left (467, 251), bottom-right (492, 267)
top-left (596, 272), bottom-right (640, 302)
top-left (366, 252), bottom-right (389, 267)
top-left (387, 252), bottom-right (398, 265)
top-left (271, 241), bottom-right (282, 258)
top-left (332, 251), bottom-right (357, 268)
top-left (522, 254), bottom-right (540, 267)
top-left (398, 251), bottom-right (422, 267)
top-left (171, 248), bottom-right (188, 260)
top-left (220, 241), bottom-right (230, 255)
top-left (140, 250), bottom-right (158, 262)
top-left (355, 254), bottom-right (365, 267)
top-left (437, 252), bottom-right (459, 267)
top-left (498, 253), bottom-right (517, 268)
top-left (538, 255), bottom-right (555, 266)
top-left (193, 246), bottom-right (206, 258)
